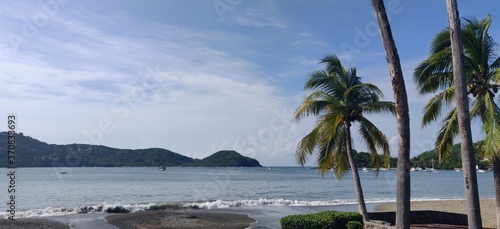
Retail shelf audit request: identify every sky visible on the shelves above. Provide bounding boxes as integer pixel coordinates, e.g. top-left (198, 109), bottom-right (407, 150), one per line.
top-left (1, 0), bottom-right (499, 166)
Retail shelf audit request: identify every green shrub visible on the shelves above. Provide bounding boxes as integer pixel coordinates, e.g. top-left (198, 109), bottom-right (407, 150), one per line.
top-left (280, 211), bottom-right (363, 229)
top-left (346, 221), bottom-right (363, 229)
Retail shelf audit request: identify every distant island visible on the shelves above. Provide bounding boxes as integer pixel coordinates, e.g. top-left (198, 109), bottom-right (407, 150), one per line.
top-left (0, 132), bottom-right (262, 168)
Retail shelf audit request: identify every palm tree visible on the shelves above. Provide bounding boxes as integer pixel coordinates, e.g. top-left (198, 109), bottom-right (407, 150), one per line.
top-left (414, 15), bottom-right (500, 228)
top-left (294, 54), bottom-right (395, 221)
top-left (442, 2), bottom-right (483, 228)
top-left (370, 0), bottom-right (412, 228)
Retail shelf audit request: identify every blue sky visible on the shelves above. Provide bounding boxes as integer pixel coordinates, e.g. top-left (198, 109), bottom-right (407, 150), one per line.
top-left (1, 0), bottom-right (499, 166)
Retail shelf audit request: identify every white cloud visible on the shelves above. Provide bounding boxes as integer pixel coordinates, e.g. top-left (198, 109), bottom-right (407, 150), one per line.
top-left (0, 3), bottom-right (304, 166)
top-left (232, 0), bottom-right (287, 28)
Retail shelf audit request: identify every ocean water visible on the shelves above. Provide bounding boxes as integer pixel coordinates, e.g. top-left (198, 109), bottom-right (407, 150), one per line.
top-left (1, 167), bottom-right (494, 218)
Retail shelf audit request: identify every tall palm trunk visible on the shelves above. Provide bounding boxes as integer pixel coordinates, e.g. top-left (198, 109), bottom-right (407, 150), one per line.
top-left (494, 157), bottom-right (500, 229)
top-left (445, 1), bottom-right (483, 228)
top-left (370, 1), bottom-right (411, 228)
top-left (344, 123), bottom-right (369, 221)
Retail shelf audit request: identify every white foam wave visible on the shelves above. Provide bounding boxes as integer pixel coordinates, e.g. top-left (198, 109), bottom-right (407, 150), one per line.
top-left (0, 203), bottom-right (156, 218)
top-left (183, 197), bottom-right (468, 209)
top-left (184, 198), bottom-right (360, 209)
top-left (0, 197), bottom-right (469, 218)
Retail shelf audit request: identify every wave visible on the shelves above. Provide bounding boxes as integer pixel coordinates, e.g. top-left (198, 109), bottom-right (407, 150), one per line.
top-left (0, 203), bottom-right (156, 218)
top-left (0, 197), bottom-right (469, 218)
top-left (183, 197), bottom-right (470, 209)
top-left (184, 198), bottom-right (359, 209)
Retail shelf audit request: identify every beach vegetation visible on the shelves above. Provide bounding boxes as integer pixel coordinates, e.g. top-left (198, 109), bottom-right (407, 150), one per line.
top-left (414, 14), bottom-right (499, 228)
top-left (293, 54), bottom-right (395, 221)
top-left (411, 141), bottom-right (489, 170)
top-left (280, 211), bottom-right (363, 229)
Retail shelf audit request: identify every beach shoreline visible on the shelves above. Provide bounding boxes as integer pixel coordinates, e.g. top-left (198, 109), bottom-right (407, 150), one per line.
top-left (4, 198), bottom-right (497, 228)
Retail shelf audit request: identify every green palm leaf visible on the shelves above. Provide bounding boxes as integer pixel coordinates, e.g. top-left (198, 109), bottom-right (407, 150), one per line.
top-left (480, 94), bottom-right (500, 158)
top-left (421, 86), bottom-right (455, 127)
top-left (435, 108), bottom-right (459, 161)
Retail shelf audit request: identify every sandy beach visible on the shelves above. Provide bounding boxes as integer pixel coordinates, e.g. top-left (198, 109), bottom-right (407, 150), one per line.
top-left (376, 198), bottom-right (497, 228)
top-left (0, 218), bottom-right (70, 229)
top-left (3, 199), bottom-right (497, 228)
top-left (106, 209), bottom-right (255, 229)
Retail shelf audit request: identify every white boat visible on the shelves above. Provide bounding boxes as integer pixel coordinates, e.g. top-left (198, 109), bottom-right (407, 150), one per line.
top-left (476, 165), bottom-right (486, 173)
top-left (455, 168), bottom-right (462, 172)
top-left (362, 167), bottom-right (368, 172)
top-left (159, 166), bottom-right (166, 171)
top-left (425, 159), bottom-right (436, 172)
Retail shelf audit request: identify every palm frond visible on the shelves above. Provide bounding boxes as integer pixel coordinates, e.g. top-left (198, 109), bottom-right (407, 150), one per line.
top-left (421, 86), bottom-right (455, 127)
top-left (362, 101), bottom-right (396, 115)
top-left (491, 57), bottom-right (500, 86)
top-left (304, 70), bottom-right (336, 93)
top-left (321, 125), bottom-right (348, 179)
top-left (480, 94), bottom-right (500, 158)
top-left (296, 125), bottom-right (321, 166)
top-left (435, 108), bottom-right (459, 161)
top-left (315, 112), bottom-right (345, 175)
top-left (293, 91), bottom-right (339, 120)
top-left (414, 50), bottom-right (454, 94)
top-left (470, 93), bottom-right (486, 119)
top-left (321, 55), bottom-right (346, 77)
top-left (430, 28), bottom-right (452, 54)
top-left (357, 116), bottom-right (391, 176)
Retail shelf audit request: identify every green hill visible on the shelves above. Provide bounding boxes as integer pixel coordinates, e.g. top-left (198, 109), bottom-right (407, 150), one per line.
top-left (188, 150), bottom-right (262, 167)
top-left (0, 132), bottom-right (262, 167)
top-left (410, 141), bottom-right (489, 170)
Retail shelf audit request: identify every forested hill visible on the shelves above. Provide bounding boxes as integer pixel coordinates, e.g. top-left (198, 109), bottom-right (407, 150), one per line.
top-left (410, 141), bottom-right (490, 170)
top-left (0, 132), bottom-right (262, 167)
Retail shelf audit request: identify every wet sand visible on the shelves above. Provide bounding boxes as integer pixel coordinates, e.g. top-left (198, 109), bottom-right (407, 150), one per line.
top-left (106, 209), bottom-right (255, 229)
top-left (0, 218), bottom-right (70, 229)
top-left (375, 198), bottom-right (497, 228)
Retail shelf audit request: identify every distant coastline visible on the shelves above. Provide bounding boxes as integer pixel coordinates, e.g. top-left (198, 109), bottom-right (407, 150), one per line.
top-left (0, 132), bottom-right (262, 168)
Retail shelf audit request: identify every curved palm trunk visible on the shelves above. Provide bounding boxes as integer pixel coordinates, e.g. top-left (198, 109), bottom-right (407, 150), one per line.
top-left (370, 1), bottom-right (411, 228)
top-left (345, 124), bottom-right (369, 221)
top-left (494, 157), bottom-right (500, 229)
top-left (445, 1), bottom-right (483, 228)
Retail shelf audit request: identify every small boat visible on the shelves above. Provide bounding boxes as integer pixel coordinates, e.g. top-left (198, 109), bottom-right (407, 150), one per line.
top-left (159, 166), bottom-right (166, 171)
top-left (60, 172), bottom-right (67, 174)
top-left (476, 165), bottom-right (486, 173)
top-left (362, 167), bottom-right (368, 172)
top-left (455, 168), bottom-right (462, 172)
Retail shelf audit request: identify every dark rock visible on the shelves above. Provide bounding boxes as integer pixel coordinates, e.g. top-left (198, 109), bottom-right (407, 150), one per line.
top-left (106, 206), bottom-right (131, 213)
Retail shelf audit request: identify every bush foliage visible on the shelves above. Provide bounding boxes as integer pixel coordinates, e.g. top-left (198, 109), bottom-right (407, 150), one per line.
top-left (280, 211), bottom-right (363, 229)
top-left (346, 221), bottom-right (363, 229)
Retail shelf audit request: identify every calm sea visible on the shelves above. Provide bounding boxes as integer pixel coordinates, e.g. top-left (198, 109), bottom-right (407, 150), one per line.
top-left (1, 167), bottom-right (494, 218)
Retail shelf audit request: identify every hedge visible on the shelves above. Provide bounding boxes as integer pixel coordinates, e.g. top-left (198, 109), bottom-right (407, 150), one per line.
top-left (346, 221), bottom-right (363, 229)
top-left (280, 211), bottom-right (363, 229)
